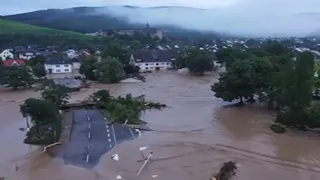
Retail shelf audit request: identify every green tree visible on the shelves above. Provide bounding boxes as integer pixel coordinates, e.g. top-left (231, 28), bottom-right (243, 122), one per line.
top-left (28, 55), bottom-right (46, 67)
top-left (38, 81), bottom-right (70, 107)
top-left (1, 66), bottom-right (34, 90)
top-left (211, 58), bottom-right (255, 104)
top-left (176, 48), bottom-right (215, 75)
top-left (95, 57), bottom-right (125, 83)
top-left (79, 56), bottom-right (98, 80)
top-left (20, 98), bottom-right (59, 134)
top-left (102, 45), bottom-right (129, 64)
top-left (32, 62), bottom-right (46, 78)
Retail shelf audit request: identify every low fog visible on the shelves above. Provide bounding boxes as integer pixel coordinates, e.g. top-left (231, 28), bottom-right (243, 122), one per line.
top-left (99, 0), bottom-right (320, 37)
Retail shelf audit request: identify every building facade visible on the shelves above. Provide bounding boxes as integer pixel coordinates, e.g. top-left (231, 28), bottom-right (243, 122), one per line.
top-left (0, 49), bottom-right (14, 60)
top-left (130, 50), bottom-right (177, 72)
top-left (44, 56), bottom-right (72, 74)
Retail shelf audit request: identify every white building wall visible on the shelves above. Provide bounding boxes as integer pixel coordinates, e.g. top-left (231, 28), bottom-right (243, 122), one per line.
top-left (0, 49), bottom-right (14, 60)
top-left (44, 64), bottom-right (72, 74)
top-left (135, 61), bottom-right (172, 72)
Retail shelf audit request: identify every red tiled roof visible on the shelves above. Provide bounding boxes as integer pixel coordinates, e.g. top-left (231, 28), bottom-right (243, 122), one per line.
top-left (3, 59), bottom-right (26, 67)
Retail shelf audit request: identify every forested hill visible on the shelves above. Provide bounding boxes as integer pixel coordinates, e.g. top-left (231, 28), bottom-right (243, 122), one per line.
top-left (4, 6), bottom-right (222, 39)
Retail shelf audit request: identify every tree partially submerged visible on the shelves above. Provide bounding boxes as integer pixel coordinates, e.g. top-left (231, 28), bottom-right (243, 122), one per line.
top-left (20, 98), bottom-right (61, 145)
top-left (37, 81), bottom-right (70, 107)
top-left (176, 48), bottom-right (215, 75)
top-left (0, 66), bottom-right (34, 90)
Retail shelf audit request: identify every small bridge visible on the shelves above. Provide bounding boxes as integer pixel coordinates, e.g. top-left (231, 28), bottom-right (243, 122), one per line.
top-left (61, 102), bottom-right (96, 110)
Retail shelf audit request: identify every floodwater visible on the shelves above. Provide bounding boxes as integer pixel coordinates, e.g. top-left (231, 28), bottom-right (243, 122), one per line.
top-left (1, 71), bottom-right (320, 180)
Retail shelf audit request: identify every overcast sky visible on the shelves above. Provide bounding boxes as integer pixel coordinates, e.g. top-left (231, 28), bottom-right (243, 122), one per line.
top-left (1, 0), bottom-right (320, 37)
top-left (0, 0), bottom-right (237, 14)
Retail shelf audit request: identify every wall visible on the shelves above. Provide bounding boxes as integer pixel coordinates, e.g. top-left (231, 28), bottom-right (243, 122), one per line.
top-left (135, 61), bottom-right (172, 72)
top-left (45, 64), bottom-right (72, 74)
top-left (0, 50), bottom-right (14, 60)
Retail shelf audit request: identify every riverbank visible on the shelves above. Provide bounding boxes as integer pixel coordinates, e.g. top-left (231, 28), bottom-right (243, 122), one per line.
top-left (1, 72), bottom-right (320, 179)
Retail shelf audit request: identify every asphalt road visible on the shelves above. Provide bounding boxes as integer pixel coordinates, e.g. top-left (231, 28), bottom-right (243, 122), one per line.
top-left (60, 109), bottom-right (138, 169)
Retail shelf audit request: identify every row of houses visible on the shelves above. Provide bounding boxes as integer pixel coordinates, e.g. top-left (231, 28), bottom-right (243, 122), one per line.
top-left (0, 47), bottom-right (90, 61)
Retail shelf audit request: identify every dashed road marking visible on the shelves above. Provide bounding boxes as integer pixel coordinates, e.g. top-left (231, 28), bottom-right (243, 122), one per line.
top-left (109, 145), bottom-right (112, 148)
top-left (129, 128), bottom-right (135, 138)
top-left (88, 123), bottom-right (91, 129)
top-left (107, 134), bottom-right (110, 137)
top-left (107, 129), bottom-right (109, 132)
top-left (108, 138), bottom-right (111, 142)
top-left (87, 116), bottom-right (90, 121)
top-left (106, 125), bottom-right (109, 128)
top-left (88, 132), bottom-right (91, 139)
top-left (111, 124), bottom-right (117, 146)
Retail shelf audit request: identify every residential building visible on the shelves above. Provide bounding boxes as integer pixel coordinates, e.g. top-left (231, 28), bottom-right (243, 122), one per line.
top-left (0, 49), bottom-right (14, 60)
top-left (130, 50), bottom-right (177, 72)
top-left (3, 59), bottom-right (25, 67)
top-left (66, 49), bottom-right (78, 59)
top-left (44, 56), bottom-right (72, 74)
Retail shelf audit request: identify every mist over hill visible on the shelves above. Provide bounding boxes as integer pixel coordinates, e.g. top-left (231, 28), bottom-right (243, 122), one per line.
top-left (4, 2), bottom-right (320, 37)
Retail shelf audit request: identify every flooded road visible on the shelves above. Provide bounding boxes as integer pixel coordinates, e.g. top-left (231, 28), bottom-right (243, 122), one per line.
top-left (1, 71), bottom-right (320, 179)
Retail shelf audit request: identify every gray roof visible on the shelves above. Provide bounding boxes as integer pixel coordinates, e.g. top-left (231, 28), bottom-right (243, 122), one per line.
top-left (45, 56), bottom-right (72, 65)
top-left (133, 50), bottom-right (177, 63)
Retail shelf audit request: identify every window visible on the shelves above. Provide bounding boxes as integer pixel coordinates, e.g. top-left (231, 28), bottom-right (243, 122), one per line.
top-left (56, 69), bottom-right (61, 72)
top-left (156, 63), bottom-right (159, 65)
top-left (150, 67), bottom-right (154, 69)
top-left (145, 67), bottom-right (149, 69)
top-left (56, 65), bottom-right (60, 67)
top-left (65, 69), bottom-right (69, 72)
top-left (145, 63), bottom-right (148, 66)
top-left (161, 63), bottom-right (165, 65)
top-left (150, 63), bottom-right (154, 65)
top-left (166, 63), bottom-right (170, 65)
top-left (64, 64), bottom-right (69, 67)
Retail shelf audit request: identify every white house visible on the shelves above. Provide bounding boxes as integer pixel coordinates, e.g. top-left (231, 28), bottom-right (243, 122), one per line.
top-left (45, 56), bottom-right (72, 74)
top-left (130, 50), bottom-right (177, 72)
top-left (0, 49), bottom-right (14, 60)
top-left (66, 49), bottom-right (78, 59)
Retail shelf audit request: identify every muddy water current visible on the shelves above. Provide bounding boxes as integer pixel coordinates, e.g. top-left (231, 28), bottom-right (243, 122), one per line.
top-left (1, 71), bottom-right (320, 180)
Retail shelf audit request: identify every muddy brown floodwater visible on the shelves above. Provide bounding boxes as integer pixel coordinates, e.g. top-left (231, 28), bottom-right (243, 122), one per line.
top-left (1, 71), bottom-right (320, 180)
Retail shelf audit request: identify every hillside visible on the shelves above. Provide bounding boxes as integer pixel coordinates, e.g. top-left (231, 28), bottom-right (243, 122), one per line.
top-left (0, 18), bottom-right (90, 38)
top-left (4, 6), bottom-right (221, 39)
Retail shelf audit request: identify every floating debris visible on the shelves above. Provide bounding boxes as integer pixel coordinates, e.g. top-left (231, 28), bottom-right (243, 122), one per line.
top-left (116, 175), bottom-right (122, 179)
top-left (111, 153), bottom-right (119, 161)
top-left (213, 161), bottom-right (238, 180)
top-left (144, 102), bottom-right (167, 110)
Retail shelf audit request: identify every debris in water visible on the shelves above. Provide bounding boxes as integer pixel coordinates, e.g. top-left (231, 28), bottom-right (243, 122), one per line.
top-left (213, 161), bottom-right (238, 180)
top-left (18, 128), bottom-right (25, 131)
top-left (116, 175), bottom-right (122, 179)
top-left (111, 153), bottom-right (119, 161)
top-left (152, 175), bottom-right (158, 178)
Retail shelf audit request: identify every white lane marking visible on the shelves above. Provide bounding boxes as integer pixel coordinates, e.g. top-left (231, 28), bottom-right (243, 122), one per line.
top-left (129, 128), bottom-right (135, 138)
top-left (87, 116), bottom-right (90, 121)
top-left (108, 138), bottom-right (111, 142)
top-left (88, 132), bottom-right (91, 139)
top-left (111, 124), bottom-right (117, 146)
top-left (107, 134), bottom-right (110, 137)
top-left (86, 154), bottom-right (89, 163)
top-left (107, 129), bottom-right (109, 132)
top-left (106, 125), bottom-right (109, 128)
top-left (88, 123), bottom-right (91, 129)
top-left (109, 145), bottom-right (112, 148)
top-left (104, 117), bottom-right (107, 120)
top-left (84, 110), bottom-right (87, 114)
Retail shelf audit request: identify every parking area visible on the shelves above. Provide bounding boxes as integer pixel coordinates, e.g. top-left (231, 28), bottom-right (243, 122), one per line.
top-left (53, 78), bottom-right (82, 88)
top-left (59, 109), bottom-right (138, 169)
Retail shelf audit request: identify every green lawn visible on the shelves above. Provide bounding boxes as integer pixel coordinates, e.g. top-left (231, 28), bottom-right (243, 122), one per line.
top-left (0, 18), bottom-right (91, 38)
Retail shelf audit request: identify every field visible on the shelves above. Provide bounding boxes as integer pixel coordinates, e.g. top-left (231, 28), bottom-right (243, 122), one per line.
top-left (0, 18), bottom-right (91, 39)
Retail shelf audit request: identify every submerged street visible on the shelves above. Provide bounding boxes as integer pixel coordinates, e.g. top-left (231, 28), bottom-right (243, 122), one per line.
top-left (60, 109), bottom-right (138, 169)
top-left (1, 72), bottom-right (320, 180)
